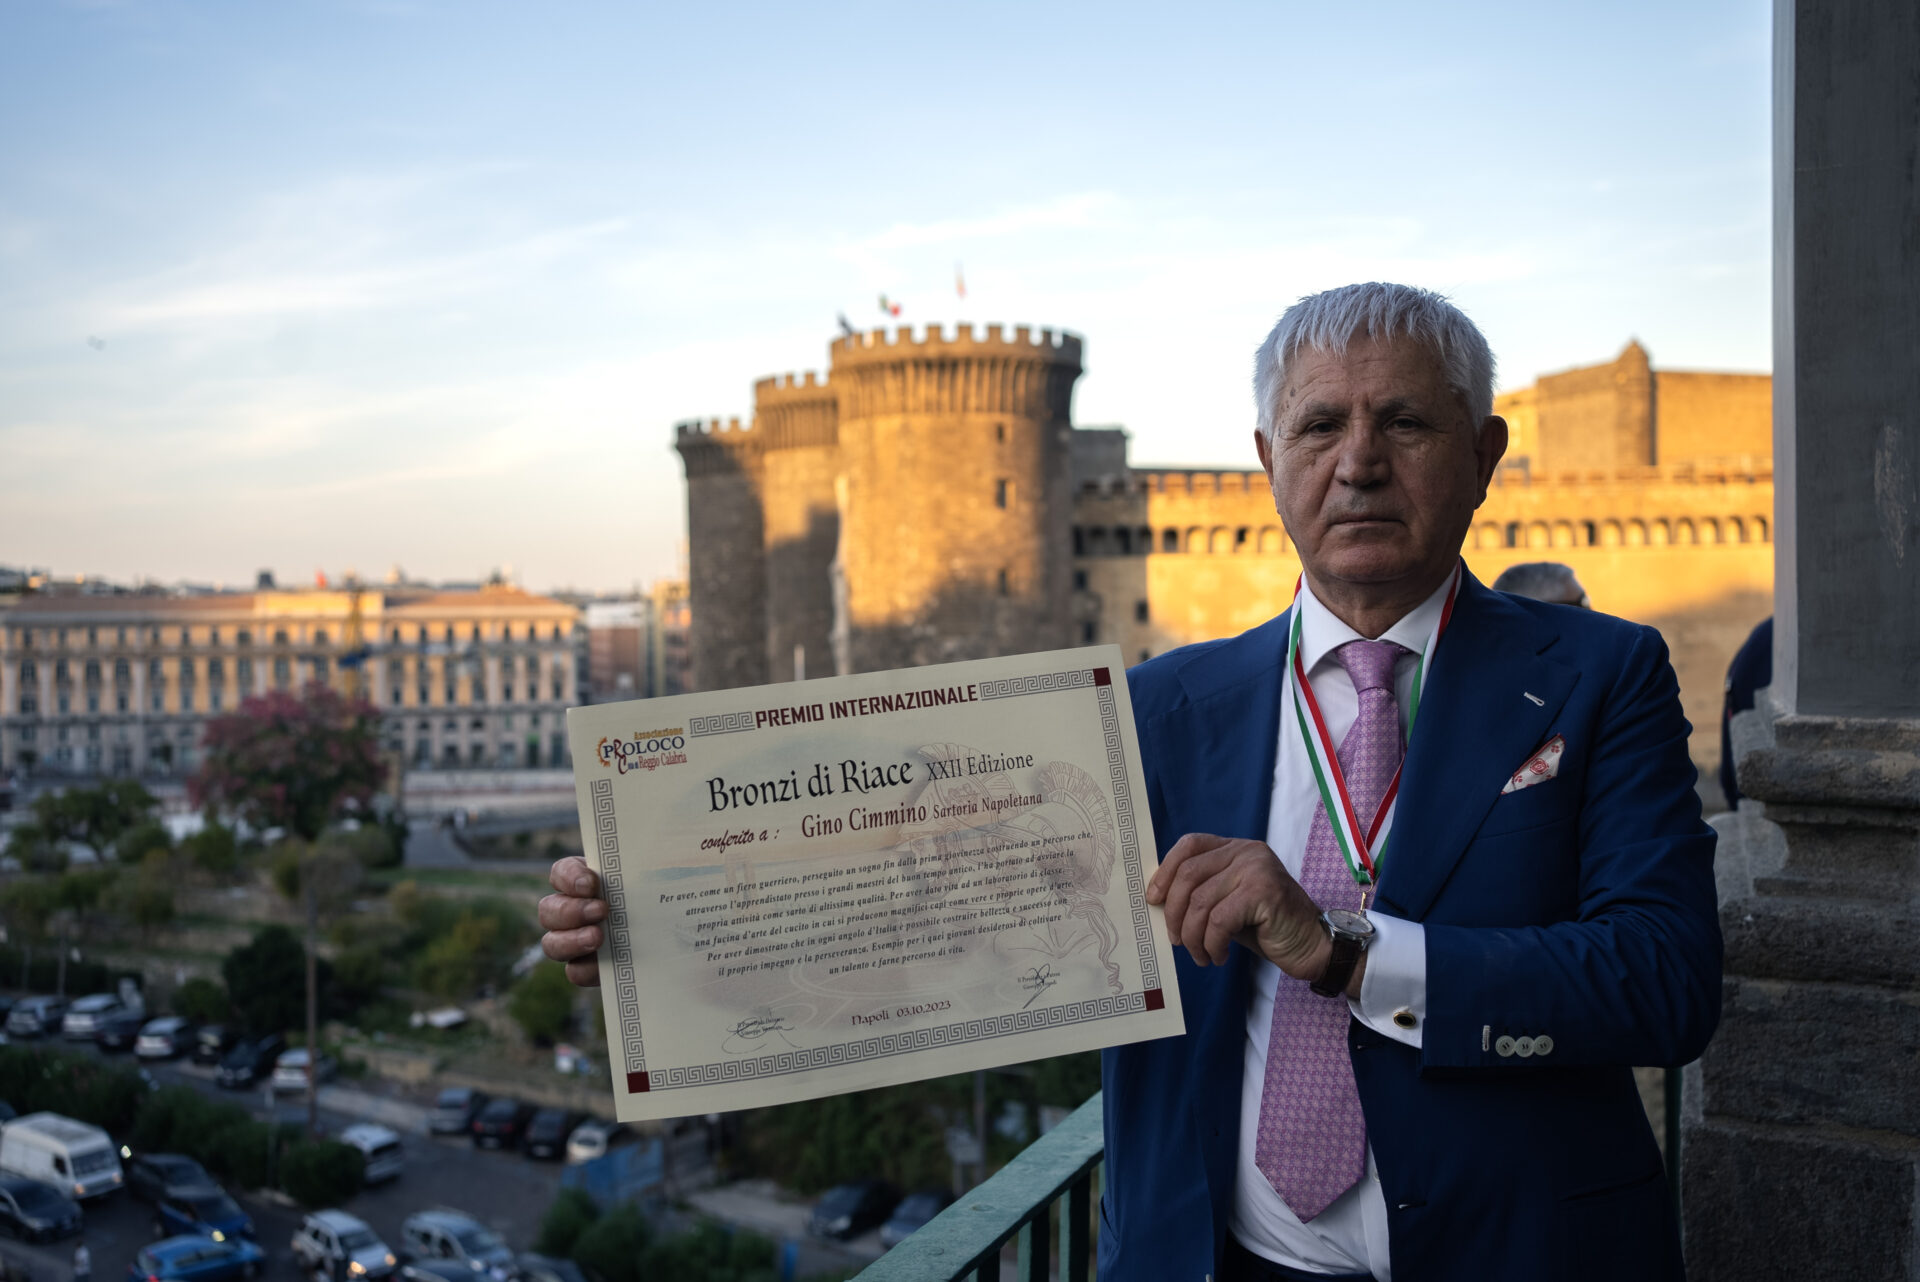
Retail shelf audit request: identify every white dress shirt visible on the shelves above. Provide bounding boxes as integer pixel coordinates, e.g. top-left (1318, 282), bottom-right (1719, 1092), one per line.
top-left (1229, 576), bottom-right (1449, 1280)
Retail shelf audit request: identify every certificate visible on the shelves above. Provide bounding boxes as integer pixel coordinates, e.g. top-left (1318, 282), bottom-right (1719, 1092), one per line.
top-left (565, 645), bottom-right (1186, 1121)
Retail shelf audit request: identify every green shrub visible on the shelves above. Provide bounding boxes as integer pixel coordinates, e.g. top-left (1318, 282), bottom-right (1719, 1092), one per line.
top-left (324, 826), bottom-right (399, 871)
top-left (571, 1204), bottom-right (651, 1282)
top-left (182, 822), bottom-right (241, 877)
top-left (508, 962), bottom-right (575, 1044)
top-left (330, 946), bottom-right (389, 1013)
top-left (278, 1139), bottom-right (364, 1208)
top-left (0, 1048), bottom-right (145, 1135)
top-left (533, 1188), bottom-right (600, 1258)
top-left (643, 1221), bottom-right (777, 1282)
top-left (172, 977), bottom-right (229, 1024)
top-left (113, 819), bottom-right (174, 864)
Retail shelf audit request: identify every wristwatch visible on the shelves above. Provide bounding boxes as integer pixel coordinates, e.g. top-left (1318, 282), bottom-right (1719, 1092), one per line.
top-left (1311, 908), bottom-right (1375, 997)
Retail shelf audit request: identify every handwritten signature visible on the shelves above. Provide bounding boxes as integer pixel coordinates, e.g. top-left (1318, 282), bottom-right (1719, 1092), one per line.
top-left (731, 1014), bottom-right (793, 1041)
top-left (1017, 965), bottom-right (1058, 1009)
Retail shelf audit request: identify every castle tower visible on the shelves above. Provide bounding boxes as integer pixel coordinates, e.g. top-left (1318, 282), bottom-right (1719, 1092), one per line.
top-left (754, 371), bottom-right (840, 683)
top-left (828, 323), bottom-right (1083, 671)
top-left (673, 418), bottom-right (768, 691)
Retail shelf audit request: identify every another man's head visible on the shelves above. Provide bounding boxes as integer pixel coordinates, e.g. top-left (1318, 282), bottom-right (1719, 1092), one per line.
top-left (1492, 561), bottom-right (1591, 608)
top-left (1252, 283), bottom-right (1507, 629)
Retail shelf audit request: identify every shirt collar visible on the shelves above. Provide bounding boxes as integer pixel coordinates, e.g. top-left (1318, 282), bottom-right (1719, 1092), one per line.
top-left (1295, 567), bottom-right (1457, 674)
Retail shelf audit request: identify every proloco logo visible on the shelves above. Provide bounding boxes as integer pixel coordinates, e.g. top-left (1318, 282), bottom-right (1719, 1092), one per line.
top-left (598, 728), bottom-right (688, 774)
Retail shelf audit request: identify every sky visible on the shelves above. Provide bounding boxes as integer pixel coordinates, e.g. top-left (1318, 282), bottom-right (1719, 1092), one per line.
top-left (0, 0), bottom-right (1774, 593)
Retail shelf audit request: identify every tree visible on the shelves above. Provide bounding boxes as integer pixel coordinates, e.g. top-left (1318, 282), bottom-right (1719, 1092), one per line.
top-left (570, 1205), bottom-right (652, 1282)
top-left (3, 823), bottom-right (68, 873)
top-left (190, 685), bottom-right (387, 842)
top-left (534, 1189), bottom-right (600, 1258)
top-left (31, 780), bottom-right (158, 855)
top-left (173, 977), bottom-right (229, 1024)
top-left (181, 822), bottom-right (240, 877)
top-left (508, 962), bottom-right (575, 1044)
top-left (223, 926), bottom-right (325, 1036)
top-left (112, 818), bottom-right (173, 865)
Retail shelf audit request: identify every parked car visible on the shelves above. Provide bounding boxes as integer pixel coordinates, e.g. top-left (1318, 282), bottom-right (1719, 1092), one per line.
top-left (0, 1174), bottom-right (80, 1242)
top-left (521, 1109), bottom-right (581, 1161)
top-left (469, 1098), bottom-right (534, 1150)
top-left (214, 1035), bottom-right (286, 1090)
top-left (428, 1088), bottom-right (488, 1136)
top-left (153, 1185), bottom-right (253, 1242)
top-left (563, 1120), bottom-right (633, 1165)
top-left (5, 997), bottom-right (67, 1039)
top-left (191, 1025), bottom-right (241, 1066)
top-left (879, 1188), bottom-right (956, 1247)
top-left (60, 993), bottom-right (124, 1040)
top-left (132, 1233), bottom-right (266, 1281)
top-left (340, 1123), bottom-right (405, 1185)
top-left (808, 1180), bottom-right (899, 1240)
top-left (269, 1047), bottom-right (335, 1094)
top-left (399, 1209), bottom-right (516, 1278)
top-left (0, 1112), bottom-right (124, 1199)
top-left (95, 1010), bottom-right (148, 1054)
top-left (135, 1016), bottom-right (198, 1059)
top-left (292, 1211), bottom-right (397, 1280)
top-left (515, 1255), bottom-right (587, 1282)
top-left (398, 1262), bottom-right (491, 1282)
top-left (125, 1152), bottom-right (216, 1203)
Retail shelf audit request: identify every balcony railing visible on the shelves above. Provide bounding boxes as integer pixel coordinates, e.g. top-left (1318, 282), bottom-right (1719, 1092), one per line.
top-left (855, 1091), bottom-right (1104, 1282)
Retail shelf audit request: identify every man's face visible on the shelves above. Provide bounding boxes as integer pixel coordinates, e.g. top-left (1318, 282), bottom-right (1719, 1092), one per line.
top-left (1256, 335), bottom-right (1507, 599)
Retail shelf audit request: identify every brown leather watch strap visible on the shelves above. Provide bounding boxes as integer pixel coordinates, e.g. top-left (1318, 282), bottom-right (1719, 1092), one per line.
top-left (1312, 930), bottom-right (1362, 998)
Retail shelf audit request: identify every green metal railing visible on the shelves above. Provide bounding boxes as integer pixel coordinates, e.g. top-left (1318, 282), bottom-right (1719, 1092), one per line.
top-left (856, 1091), bottom-right (1104, 1282)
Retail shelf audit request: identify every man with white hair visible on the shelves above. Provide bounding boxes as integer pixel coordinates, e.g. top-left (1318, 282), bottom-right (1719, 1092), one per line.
top-left (538, 283), bottom-right (1721, 1282)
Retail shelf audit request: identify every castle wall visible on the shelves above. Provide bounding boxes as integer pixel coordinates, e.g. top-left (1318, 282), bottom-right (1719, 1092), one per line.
top-left (1652, 371), bottom-right (1772, 466)
top-left (754, 372), bottom-right (840, 683)
top-left (675, 419), bottom-right (768, 692)
top-left (830, 324), bottom-right (1080, 671)
top-left (1531, 342), bottom-right (1656, 476)
top-left (1074, 465), bottom-right (1777, 797)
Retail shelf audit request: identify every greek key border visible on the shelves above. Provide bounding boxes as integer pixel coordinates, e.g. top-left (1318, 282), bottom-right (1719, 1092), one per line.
top-left (689, 711), bottom-right (755, 737)
top-left (651, 993), bottom-right (1147, 1090)
top-left (591, 777), bottom-right (646, 1075)
top-left (609, 664), bottom-right (1162, 1096)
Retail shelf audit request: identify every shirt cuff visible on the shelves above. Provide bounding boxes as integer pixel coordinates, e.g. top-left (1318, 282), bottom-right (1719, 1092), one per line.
top-left (1349, 911), bottom-right (1426, 1049)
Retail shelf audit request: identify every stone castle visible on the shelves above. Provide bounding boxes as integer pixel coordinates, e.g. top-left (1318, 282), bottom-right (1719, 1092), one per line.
top-left (676, 325), bottom-right (1773, 791)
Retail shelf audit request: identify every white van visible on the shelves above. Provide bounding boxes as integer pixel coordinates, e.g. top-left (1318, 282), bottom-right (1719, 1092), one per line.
top-left (338, 1123), bottom-right (404, 1185)
top-left (0, 1113), bottom-right (124, 1200)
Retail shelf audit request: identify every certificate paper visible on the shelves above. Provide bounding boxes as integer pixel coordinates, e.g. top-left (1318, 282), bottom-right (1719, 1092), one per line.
top-left (566, 645), bottom-right (1186, 1121)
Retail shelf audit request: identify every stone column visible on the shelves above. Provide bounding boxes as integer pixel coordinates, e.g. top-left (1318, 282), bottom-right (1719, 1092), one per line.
top-left (1681, 1), bottom-right (1920, 1277)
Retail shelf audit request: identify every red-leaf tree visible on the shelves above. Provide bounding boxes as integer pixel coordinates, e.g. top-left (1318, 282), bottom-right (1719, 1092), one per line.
top-left (190, 685), bottom-right (387, 842)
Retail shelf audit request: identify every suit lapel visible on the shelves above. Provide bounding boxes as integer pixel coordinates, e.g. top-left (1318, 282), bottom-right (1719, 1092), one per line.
top-left (1373, 576), bottom-right (1579, 923)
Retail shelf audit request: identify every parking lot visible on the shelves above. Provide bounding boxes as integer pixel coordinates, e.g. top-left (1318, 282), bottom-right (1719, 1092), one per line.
top-left (0, 1044), bottom-right (885, 1281)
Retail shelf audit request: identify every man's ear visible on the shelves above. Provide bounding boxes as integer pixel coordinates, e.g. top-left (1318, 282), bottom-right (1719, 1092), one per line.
top-left (1473, 416), bottom-right (1509, 501)
top-left (1255, 429), bottom-right (1278, 499)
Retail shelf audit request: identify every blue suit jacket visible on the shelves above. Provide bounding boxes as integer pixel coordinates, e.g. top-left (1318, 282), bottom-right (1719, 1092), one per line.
top-left (1098, 574), bottom-right (1721, 1282)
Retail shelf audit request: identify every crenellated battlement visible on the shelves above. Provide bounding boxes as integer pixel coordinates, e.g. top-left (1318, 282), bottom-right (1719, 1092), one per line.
top-left (674, 415), bottom-right (756, 441)
top-left (752, 370), bottom-right (834, 399)
top-left (830, 322), bottom-right (1084, 367)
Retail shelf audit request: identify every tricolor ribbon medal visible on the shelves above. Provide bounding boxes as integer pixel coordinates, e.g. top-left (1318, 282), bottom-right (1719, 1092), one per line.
top-left (1285, 562), bottom-right (1461, 894)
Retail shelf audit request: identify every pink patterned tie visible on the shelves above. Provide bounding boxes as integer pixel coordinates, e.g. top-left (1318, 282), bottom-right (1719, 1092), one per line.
top-left (1255, 638), bottom-right (1408, 1222)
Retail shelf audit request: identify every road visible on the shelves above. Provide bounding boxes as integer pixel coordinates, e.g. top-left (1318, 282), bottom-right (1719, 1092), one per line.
top-left (0, 1044), bottom-right (884, 1281)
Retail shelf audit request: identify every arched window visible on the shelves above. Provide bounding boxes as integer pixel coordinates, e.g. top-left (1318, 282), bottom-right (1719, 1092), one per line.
top-left (1505, 522), bottom-right (1522, 548)
top-left (1186, 526), bottom-right (1205, 553)
top-left (1754, 515), bottom-right (1771, 542)
top-left (1551, 521), bottom-right (1576, 548)
top-left (1726, 516), bottom-right (1746, 543)
top-left (1208, 527), bottom-right (1231, 553)
top-left (1233, 527), bottom-right (1250, 553)
top-left (1626, 520), bottom-right (1648, 546)
top-left (1581, 520), bottom-right (1598, 546)
top-left (1650, 519), bottom-right (1672, 546)
top-left (1700, 517), bottom-right (1721, 544)
top-left (1258, 526), bottom-right (1284, 553)
top-left (1115, 528), bottom-right (1133, 555)
top-left (1162, 529), bottom-right (1179, 553)
top-left (1600, 520), bottom-right (1623, 547)
top-left (1675, 518), bottom-right (1697, 545)
top-left (1137, 526), bottom-right (1153, 555)
top-left (1527, 522), bottom-right (1552, 549)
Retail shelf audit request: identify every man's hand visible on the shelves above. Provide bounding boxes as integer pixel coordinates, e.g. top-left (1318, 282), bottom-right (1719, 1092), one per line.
top-left (539, 855), bottom-right (609, 987)
top-left (1147, 833), bottom-right (1347, 990)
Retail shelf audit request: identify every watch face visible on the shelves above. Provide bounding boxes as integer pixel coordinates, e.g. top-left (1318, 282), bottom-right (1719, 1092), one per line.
top-left (1324, 908), bottom-right (1375, 940)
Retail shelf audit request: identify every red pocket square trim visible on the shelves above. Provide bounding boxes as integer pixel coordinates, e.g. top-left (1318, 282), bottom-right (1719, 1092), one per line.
top-left (1502, 734), bottom-right (1565, 795)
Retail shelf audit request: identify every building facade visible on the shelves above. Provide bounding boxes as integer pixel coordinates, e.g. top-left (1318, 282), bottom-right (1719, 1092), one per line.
top-left (679, 330), bottom-right (1774, 788)
top-left (0, 584), bottom-right (582, 778)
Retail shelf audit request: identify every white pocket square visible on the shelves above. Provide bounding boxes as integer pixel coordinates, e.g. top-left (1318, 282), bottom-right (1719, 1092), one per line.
top-left (1501, 734), bottom-right (1565, 794)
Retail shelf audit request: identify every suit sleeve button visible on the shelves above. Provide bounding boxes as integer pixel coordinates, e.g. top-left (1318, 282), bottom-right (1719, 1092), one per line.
top-left (1514, 1036), bottom-right (1536, 1058)
top-left (1392, 1009), bottom-right (1417, 1030)
top-left (1494, 1036), bottom-right (1516, 1058)
top-left (1533, 1035), bottom-right (1553, 1056)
